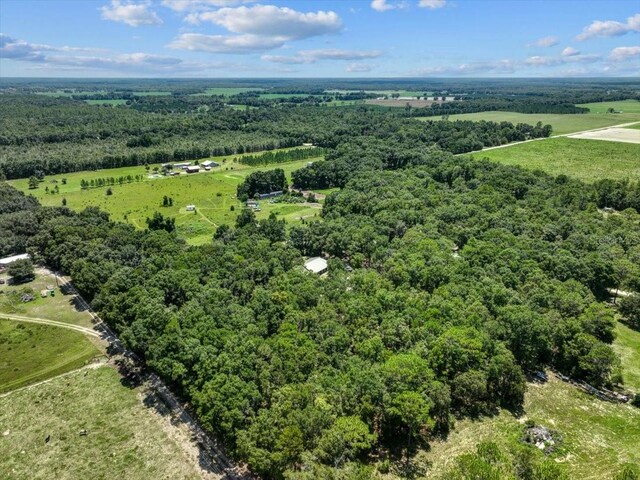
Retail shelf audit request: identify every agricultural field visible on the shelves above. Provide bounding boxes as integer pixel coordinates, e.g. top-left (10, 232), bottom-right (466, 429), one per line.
top-left (0, 365), bottom-right (214, 479)
top-left (421, 375), bottom-right (640, 480)
top-left (419, 110), bottom-right (640, 135)
top-left (477, 137), bottom-right (640, 182)
top-left (366, 98), bottom-right (444, 108)
top-left (0, 319), bottom-right (99, 393)
top-left (577, 99), bottom-right (640, 114)
top-left (10, 155), bottom-right (324, 245)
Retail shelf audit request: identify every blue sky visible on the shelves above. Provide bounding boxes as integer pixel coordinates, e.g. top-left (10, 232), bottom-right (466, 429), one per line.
top-left (1, 0), bottom-right (638, 77)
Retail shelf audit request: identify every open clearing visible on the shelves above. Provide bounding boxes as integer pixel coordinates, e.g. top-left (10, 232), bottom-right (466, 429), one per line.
top-left (422, 375), bottom-right (640, 479)
top-left (613, 322), bottom-right (640, 392)
top-left (0, 365), bottom-right (217, 479)
top-left (366, 99), bottom-right (449, 108)
top-left (477, 137), bottom-right (640, 182)
top-left (418, 110), bottom-right (640, 135)
top-left (10, 152), bottom-right (324, 245)
top-left (0, 319), bottom-right (100, 393)
top-left (577, 99), bottom-right (640, 114)
top-left (568, 126), bottom-right (640, 144)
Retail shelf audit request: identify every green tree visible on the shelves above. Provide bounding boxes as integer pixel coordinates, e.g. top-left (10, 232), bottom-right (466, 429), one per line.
top-left (619, 294), bottom-right (640, 330)
top-left (7, 258), bottom-right (35, 284)
top-left (28, 176), bottom-right (39, 189)
top-left (315, 416), bottom-right (376, 466)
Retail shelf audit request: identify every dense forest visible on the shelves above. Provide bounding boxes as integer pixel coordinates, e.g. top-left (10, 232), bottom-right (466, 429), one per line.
top-left (2, 142), bottom-right (639, 478)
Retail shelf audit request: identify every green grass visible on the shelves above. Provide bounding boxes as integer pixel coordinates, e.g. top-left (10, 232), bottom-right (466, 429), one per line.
top-left (477, 137), bottom-right (640, 182)
top-left (614, 321), bottom-right (640, 392)
top-left (0, 365), bottom-right (208, 479)
top-left (578, 99), bottom-right (640, 114)
top-left (418, 111), bottom-right (640, 135)
top-left (0, 319), bottom-right (99, 393)
top-left (191, 87), bottom-right (263, 96)
top-left (10, 153), bottom-right (324, 245)
top-left (258, 93), bottom-right (321, 99)
top-left (84, 99), bottom-right (129, 106)
top-left (422, 375), bottom-right (640, 479)
top-left (0, 272), bottom-right (95, 328)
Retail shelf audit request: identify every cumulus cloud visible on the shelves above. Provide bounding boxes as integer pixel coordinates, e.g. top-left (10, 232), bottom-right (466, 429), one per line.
top-left (527, 36), bottom-right (559, 48)
top-left (561, 46), bottom-right (580, 57)
top-left (262, 49), bottom-right (383, 64)
top-left (161, 0), bottom-right (254, 11)
top-left (418, 0), bottom-right (446, 9)
top-left (410, 60), bottom-right (517, 76)
top-left (525, 53), bottom-right (600, 66)
top-left (576, 13), bottom-right (640, 41)
top-left (371, 0), bottom-right (395, 11)
top-left (100, 0), bottom-right (162, 27)
top-left (609, 46), bottom-right (640, 61)
top-left (168, 33), bottom-right (285, 53)
top-left (346, 63), bottom-right (375, 73)
top-left (185, 5), bottom-right (342, 40)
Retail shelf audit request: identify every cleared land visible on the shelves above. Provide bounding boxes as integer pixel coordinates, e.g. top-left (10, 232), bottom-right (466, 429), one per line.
top-left (0, 365), bottom-right (216, 479)
top-left (568, 127), bottom-right (640, 144)
top-left (0, 270), bottom-right (94, 328)
top-left (477, 137), bottom-right (640, 182)
top-left (10, 155), bottom-right (323, 245)
top-left (577, 99), bottom-right (640, 114)
top-left (0, 319), bottom-right (100, 393)
top-left (613, 322), bottom-right (640, 392)
top-left (421, 375), bottom-right (640, 479)
top-left (366, 99), bottom-right (449, 108)
top-left (418, 111), bottom-right (640, 135)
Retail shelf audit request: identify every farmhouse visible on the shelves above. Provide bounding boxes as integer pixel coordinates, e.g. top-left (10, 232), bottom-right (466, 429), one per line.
top-left (186, 166), bottom-right (200, 174)
top-left (304, 257), bottom-right (328, 275)
top-left (201, 160), bottom-right (220, 169)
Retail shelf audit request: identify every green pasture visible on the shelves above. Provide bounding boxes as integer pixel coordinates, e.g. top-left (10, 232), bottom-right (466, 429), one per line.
top-left (11, 155), bottom-right (323, 245)
top-left (0, 365), bottom-right (207, 479)
top-left (191, 87), bottom-right (263, 96)
top-left (419, 111), bottom-right (640, 135)
top-left (614, 321), bottom-right (640, 392)
top-left (0, 319), bottom-right (99, 393)
top-left (84, 99), bottom-right (129, 106)
top-left (577, 99), bottom-right (640, 114)
top-left (476, 137), bottom-right (640, 182)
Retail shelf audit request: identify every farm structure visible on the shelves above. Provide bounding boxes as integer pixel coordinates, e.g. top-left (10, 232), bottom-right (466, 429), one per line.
top-left (258, 191), bottom-right (283, 199)
top-left (0, 253), bottom-right (30, 271)
top-left (304, 257), bottom-right (328, 275)
top-left (186, 204), bottom-right (196, 211)
top-left (201, 160), bottom-right (220, 169)
top-left (186, 166), bottom-right (200, 174)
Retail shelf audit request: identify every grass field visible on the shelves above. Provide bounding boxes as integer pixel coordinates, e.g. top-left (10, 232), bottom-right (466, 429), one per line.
top-left (84, 99), bottom-right (129, 106)
top-left (578, 99), bottom-right (640, 114)
top-left (10, 153), bottom-right (323, 245)
top-left (476, 137), bottom-right (640, 182)
top-left (421, 375), bottom-right (640, 479)
top-left (418, 110), bottom-right (640, 135)
top-left (0, 271), bottom-right (94, 328)
top-left (0, 319), bottom-right (99, 393)
top-left (0, 365), bottom-right (210, 479)
top-left (190, 87), bottom-right (263, 96)
top-left (614, 322), bottom-right (640, 392)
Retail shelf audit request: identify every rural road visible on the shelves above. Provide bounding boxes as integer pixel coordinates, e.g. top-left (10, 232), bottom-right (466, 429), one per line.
top-left (469, 120), bottom-right (640, 154)
top-left (1, 313), bottom-right (101, 338)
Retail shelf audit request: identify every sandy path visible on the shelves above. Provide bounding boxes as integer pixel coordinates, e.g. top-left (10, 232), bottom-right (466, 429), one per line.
top-left (1, 313), bottom-right (101, 337)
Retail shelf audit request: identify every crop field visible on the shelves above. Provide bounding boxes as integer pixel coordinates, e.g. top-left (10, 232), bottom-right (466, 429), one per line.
top-left (578, 99), bottom-right (640, 114)
top-left (421, 374), bottom-right (640, 479)
top-left (0, 319), bottom-right (99, 393)
top-left (477, 137), bottom-right (640, 182)
top-left (0, 271), bottom-right (94, 328)
top-left (11, 155), bottom-right (324, 245)
top-left (419, 111), bottom-right (640, 135)
top-left (0, 365), bottom-right (213, 479)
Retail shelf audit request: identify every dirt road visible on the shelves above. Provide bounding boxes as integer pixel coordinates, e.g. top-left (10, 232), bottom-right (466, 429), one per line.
top-left (1, 313), bottom-right (101, 337)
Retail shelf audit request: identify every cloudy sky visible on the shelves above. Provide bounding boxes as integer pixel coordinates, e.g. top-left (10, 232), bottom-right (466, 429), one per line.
top-left (1, 0), bottom-right (638, 77)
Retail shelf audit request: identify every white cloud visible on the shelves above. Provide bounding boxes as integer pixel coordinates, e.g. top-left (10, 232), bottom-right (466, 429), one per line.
top-left (161, 0), bottom-right (254, 11)
top-left (186, 5), bottom-right (342, 40)
top-left (561, 47), bottom-right (580, 57)
top-left (371, 0), bottom-right (395, 12)
top-left (168, 33), bottom-right (285, 53)
top-left (346, 63), bottom-right (375, 73)
top-left (410, 60), bottom-right (517, 76)
top-left (576, 13), bottom-right (640, 41)
top-left (609, 46), bottom-right (640, 61)
top-left (526, 53), bottom-right (600, 66)
top-left (527, 36), bottom-right (559, 48)
top-left (262, 49), bottom-right (383, 64)
top-left (100, 0), bottom-right (162, 27)
top-left (418, 0), bottom-right (446, 9)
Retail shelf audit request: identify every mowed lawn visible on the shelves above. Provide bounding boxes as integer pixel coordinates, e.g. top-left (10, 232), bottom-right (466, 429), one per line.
top-left (476, 137), bottom-right (640, 182)
top-left (10, 155), bottom-right (323, 245)
top-left (423, 375), bottom-right (640, 480)
top-left (0, 319), bottom-right (100, 393)
top-left (0, 365), bottom-right (208, 479)
top-left (577, 99), bottom-right (640, 114)
top-left (418, 110), bottom-right (640, 135)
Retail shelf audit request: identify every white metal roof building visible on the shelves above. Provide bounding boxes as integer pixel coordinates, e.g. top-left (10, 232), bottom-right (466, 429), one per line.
top-left (0, 253), bottom-right (30, 266)
top-left (304, 257), bottom-right (328, 275)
